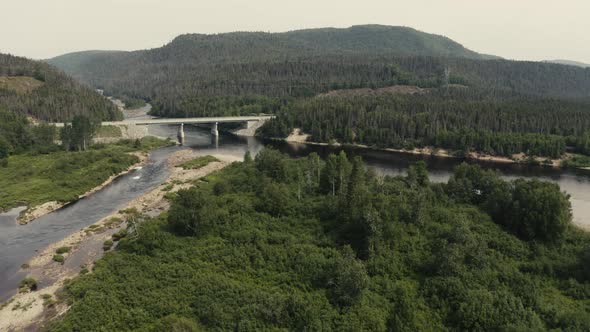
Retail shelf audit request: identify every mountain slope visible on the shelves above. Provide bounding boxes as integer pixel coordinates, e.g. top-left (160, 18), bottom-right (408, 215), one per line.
top-left (47, 25), bottom-right (493, 96)
top-left (0, 53), bottom-right (121, 122)
top-left (49, 25), bottom-right (491, 69)
top-left (545, 59), bottom-right (590, 68)
top-left (47, 25), bottom-right (590, 119)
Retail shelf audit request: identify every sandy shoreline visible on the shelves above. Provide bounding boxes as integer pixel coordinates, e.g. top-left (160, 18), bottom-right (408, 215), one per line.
top-left (0, 149), bottom-right (235, 331)
top-left (17, 152), bottom-right (148, 225)
top-left (283, 129), bottom-right (577, 170)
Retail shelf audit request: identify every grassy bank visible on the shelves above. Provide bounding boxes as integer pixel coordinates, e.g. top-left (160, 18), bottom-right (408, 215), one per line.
top-left (178, 155), bottom-right (220, 170)
top-left (0, 137), bottom-right (171, 212)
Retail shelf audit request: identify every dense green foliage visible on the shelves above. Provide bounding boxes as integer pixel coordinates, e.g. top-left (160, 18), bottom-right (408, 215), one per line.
top-left (19, 277), bottom-right (38, 292)
top-left (60, 115), bottom-right (99, 151)
top-left (0, 138), bottom-right (169, 212)
top-left (447, 163), bottom-right (571, 242)
top-left (260, 88), bottom-right (590, 158)
top-left (50, 150), bottom-right (589, 331)
top-left (0, 53), bottom-right (121, 122)
top-left (0, 107), bottom-right (62, 165)
top-left (562, 154), bottom-right (590, 168)
top-left (114, 95), bottom-right (146, 109)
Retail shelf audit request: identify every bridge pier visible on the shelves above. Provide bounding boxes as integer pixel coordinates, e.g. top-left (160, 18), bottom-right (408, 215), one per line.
top-left (177, 123), bottom-right (185, 145)
top-left (211, 122), bottom-right (219, 137)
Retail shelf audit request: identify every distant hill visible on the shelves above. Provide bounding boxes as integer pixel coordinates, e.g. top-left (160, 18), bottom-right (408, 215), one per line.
top-left (544, 59), bottom-right (590, 68)
top-left (0, 53), bottom-right (121, 122)
top-left (47, 25), bottom-right (590, 118)
top-left (47, 25), bottom-right (494, 87)
top-left (45, 50), bottom-right (126, 75)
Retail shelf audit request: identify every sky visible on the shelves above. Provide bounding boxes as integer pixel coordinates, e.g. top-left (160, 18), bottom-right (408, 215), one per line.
top-left (2, 0), bottom-right (589, 63)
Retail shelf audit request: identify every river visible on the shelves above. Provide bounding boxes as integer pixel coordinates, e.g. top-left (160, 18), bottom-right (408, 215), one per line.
top-left (2, 124), bottom-right (590, 302)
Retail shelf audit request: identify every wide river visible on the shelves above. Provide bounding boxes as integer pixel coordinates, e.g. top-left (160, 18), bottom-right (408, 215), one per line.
top-left (2, 124), bottom-right (590, 302)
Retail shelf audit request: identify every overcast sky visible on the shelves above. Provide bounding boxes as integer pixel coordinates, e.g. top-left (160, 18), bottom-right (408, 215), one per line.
top-left (2, 0), bottom-right (589, 63)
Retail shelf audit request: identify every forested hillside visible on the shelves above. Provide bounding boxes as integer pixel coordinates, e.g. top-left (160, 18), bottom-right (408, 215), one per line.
top-left (49, 150), bottom-right (590, 331)
top-left (545, 60), bottom-right (590, 68)
top-left (48, 24), bottom-right (590, 118)
top-left (0, 53), bottom-right (121, 122)
top-left (260, 88), bottom-right (590, 158)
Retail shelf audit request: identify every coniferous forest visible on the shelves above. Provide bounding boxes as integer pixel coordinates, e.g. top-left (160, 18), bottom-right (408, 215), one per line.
top-left (0, 23), bottom-right (587, 332)
top-left (259, 88), bottom-right (590, 158)
top-left (0, 53), bottom-right (121, 122)
top-left (48, 150), bottom-right (590, 331)
top-left (46, 26), bottom-right (590, 158)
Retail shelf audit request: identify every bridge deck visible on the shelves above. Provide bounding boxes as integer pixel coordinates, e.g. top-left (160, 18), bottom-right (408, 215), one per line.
top-left (51, 116), bottom-right (274, 127)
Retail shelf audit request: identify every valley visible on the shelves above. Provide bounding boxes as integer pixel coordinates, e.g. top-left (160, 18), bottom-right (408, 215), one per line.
top-left (1, 18), bottom-right (589, 331)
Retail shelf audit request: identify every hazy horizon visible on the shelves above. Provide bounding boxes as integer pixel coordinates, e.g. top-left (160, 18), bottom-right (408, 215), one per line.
top-left (2, 0), bottom-right (590, 64)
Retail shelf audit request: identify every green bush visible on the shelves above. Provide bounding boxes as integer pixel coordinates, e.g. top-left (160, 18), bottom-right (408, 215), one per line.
top-left (19, 277), bottom-right (37, 291)
top-left (179, 155), bottom-right (219, 170)
top-left (53, 254), bottom-right (65, 263)
top-left (112, 229), bottom-right (128, 241)
top-left (55, 246), bottom-right (71, 254)
top-left (103, 240), bottom-right (114, 251)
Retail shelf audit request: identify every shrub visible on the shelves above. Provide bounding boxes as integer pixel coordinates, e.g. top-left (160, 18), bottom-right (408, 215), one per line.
top-left (112, 229), bottom-right (128, 241)
top-left (19, 277), bottom-right (37, 291)
top-left (103, 240), bottom-right (114, 251)
top-left (53, 254), bottom-right (65, 263)
top-left (56, 246), bottom-right (71, 254)
top-left (41, 294), bottom-right (56, 307)
top-left (179, 155), bottom-right (219, 170)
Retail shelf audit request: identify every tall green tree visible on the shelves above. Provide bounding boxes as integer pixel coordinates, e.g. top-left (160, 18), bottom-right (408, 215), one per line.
top-left (61, 115), bottom-right (98, 151)
top-left (507, 179), bottom-right (571, 242)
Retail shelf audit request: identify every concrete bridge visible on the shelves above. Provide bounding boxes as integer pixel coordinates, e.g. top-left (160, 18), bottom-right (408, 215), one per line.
top-left (52, 115), bottom-right (274, 145)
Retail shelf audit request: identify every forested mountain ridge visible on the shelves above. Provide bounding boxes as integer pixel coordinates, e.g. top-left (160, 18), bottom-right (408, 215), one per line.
top-left (44, 50), bottom-right (127, 77)
top-left (49, 25), bottom-right (491, 71)
top-left (545, 59), bottom-right (590, 68)
top-left (0, 53), bottom-right (121, 122)
top-left (47, 25), bottom-right (590, 117)
top-left (46, 25), bottom-right (492, 99)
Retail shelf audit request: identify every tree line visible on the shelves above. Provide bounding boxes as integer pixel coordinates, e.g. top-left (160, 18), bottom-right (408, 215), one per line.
top-left (0, 107), bottom-right (102, 166)
top-left (260, 88), bottom-right (590, 158)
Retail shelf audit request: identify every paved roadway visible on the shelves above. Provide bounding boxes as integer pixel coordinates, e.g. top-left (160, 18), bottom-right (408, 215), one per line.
top-left (51, 115), bottom-right (274, 127)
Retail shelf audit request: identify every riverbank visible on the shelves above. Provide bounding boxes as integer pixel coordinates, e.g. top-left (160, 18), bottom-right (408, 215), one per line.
top-left (0, 149), bottom-right (234, 331)
top-left (283, 129), bottom-right (580, 170)
top-left (17, 152), bottom-right (148, 225)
